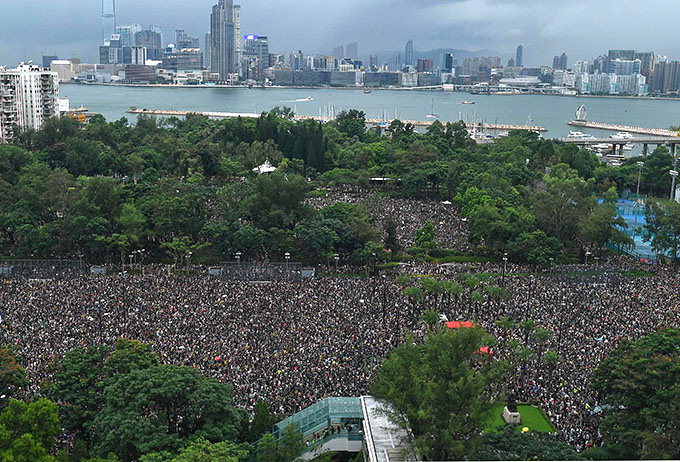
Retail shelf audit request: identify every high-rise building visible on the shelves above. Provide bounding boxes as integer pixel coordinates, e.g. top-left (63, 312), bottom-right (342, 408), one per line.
top-left (634, 51), bottom-right (656, 73)
top-left (650, 61), bottom-right (680, 93)
top-left (417, 58), bottom-right (433, 73)
top-left (609, 59), bottom-right (641, 76)
top-left (210, 0), bottom-right (236, 80)
top-left (405, 40), bottom-right (414, 67)
top-left (135, 29), bottom-right (163, 60)
top-left (553, 53), bottom-right (568, 70)
top-left (42, 55), bottom-right (59, 68)
top-left (233, 5), bottom-right (242, 74)
top-left (243, 35), bottom-right (269, 80)
top-left (204, 32), bottom-right (212, 70)
top-left (116, 24), bottom-right (143, 47)
top-left (332, 46), bottom-right (344, 59)
top-left (0, 63), bottom-right (59, 142)
top-left (443, 53), bottom-right (455, 72)
top-left (175, 29), bottom-right (200, 49)
top-left (346, 42), bottom-right (358, 60)
top-left (516, 45), bottom-right (524, 67)
top-left (369, 55), bottom-right (379, 70)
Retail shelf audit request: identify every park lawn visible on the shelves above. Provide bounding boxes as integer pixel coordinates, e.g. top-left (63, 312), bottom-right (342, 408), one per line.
top-left (486, 404), bottom-right (555, 433)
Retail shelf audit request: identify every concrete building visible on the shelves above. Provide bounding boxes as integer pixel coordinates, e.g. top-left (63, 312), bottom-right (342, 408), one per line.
top-left (610, 59), bottom-right (641, 75)
top-left (416, 58), bottom-right (433, 73)
top-left (161, 48), bottom-right (203, 71)
top-left (233, 5), bottom-right (242, 74)
top-left (346, 42), bottom-right (358, 60)
top-left (204, 32), bottom-right (212, 70)
top-left (116, 24), bottom-right (143, 47)
top-left (50, 60), bottom-right (76, 82)
top-left (210, 0), bottom-right (236, 80)
top-left (650, 61), bottom-right (680, 93)
top-left (242, 35), bottom-right (269, 80)
top-left (134, 29), bottom-right (163, 59)
top-left (516, 45), bottom-right (524, 67)
top-left (553, 53), bottom-right (568, 70)
top-left (0, 63), bottom-right (59, 142)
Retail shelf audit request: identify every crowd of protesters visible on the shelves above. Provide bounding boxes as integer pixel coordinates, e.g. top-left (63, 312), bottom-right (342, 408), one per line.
top-left (306, 191), bottom-right (470, 250)
top-left (0, 260), bottom-right (678, 452)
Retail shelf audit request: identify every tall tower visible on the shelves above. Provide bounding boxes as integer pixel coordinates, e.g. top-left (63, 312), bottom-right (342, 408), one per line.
top-left (210, 0), bottom-right (236, 81)
top-left (233, 4), bottom-right (242, 75)
top-left (101, 0), bottom-right (117, 42)
top-left (405, 40), bottom-right (414, 67)
top-left (516, 44), bottom-right (523, 68)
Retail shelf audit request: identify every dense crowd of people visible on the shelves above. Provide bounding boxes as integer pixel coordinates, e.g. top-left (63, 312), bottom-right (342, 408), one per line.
top-left (0, 261), bottom-right (678, 452)
top-left (306, 191), bottom-right (470, 250)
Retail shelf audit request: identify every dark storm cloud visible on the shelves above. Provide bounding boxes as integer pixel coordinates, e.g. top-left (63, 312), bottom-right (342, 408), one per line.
top-left (0, 0), bottom-right (678, 66)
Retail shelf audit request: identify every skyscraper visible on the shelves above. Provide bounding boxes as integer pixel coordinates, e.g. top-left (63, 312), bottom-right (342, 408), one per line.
top-left (210, 0), bottom-right (236, 80)
top-left (243, 35), bottom-right (269, 81)
top-left (405, 40), bottom-right (414, 67)
top-left (116, 24), bottom-right (142, 47)
top-left (516, 45), bottom-right (523, 67)
top-left (233, 5), bottom-right (242, 74)
top-left (443, 53), bottom-right (455, 72)
top-left (0, 63), bottom-right (59, 142)
top-left (553, 53), bottom-right (568, 70)
top-left (204, 32), bottom-right (212, 70)
top-left (346, 42), bottom-right (358, 60)
top-left (332, 46), bottom-right (344, 58)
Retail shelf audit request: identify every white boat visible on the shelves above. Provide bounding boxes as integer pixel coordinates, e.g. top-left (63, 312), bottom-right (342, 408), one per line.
top-left (303, 96), bottom-right (313, 101)
top-left (461, 101), bottom-right (475, 105)
top-left (611, 132), bottom-right (634, 140)
top-left (426, 97), bottom-right (439, 119)
top-left (567, 131), bottom-right (595, 140)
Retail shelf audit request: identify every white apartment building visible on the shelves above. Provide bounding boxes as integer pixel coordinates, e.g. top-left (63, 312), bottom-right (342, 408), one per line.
top-left (0, 63), bottom-right (59, 142)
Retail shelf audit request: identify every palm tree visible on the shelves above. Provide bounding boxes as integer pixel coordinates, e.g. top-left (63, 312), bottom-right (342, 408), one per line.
top-left (543, 350), bottom-right (561, 389)
top-left (520, 319), bottom-right (536, 346)
top-left (420, 309), bottom-right (441, 331)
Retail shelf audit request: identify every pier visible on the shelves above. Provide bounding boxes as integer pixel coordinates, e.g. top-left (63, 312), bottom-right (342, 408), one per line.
top-left (560, 136), bottom-right (680, 156)
top-left (568, 120), bottom-right (678, 137)
top-left (126, 108), bottom-right (547, 132)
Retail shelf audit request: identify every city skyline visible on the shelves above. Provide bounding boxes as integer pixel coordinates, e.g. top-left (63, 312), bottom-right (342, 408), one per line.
top-left (2, 0), bottom-right (680, 67)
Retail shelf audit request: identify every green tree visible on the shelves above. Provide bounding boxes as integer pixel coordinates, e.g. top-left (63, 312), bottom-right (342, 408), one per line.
top-left (645, 201), bottom-right (680, 263)
top-left (577, 203), bottom-right (632, 254)
top-left (372, 327), bottom-right (507, 460)
top-left (0, 346), bottom-right (28, 401)
top-left (414, 222), bottom-right (437, 249)
top-left (334, 110), bottom-right (366, 140)
top-left (592, 329), bottom-right (680, 459)
top-left (249, 399), bottom-right (274, 442)
top-left (475, 425), bottom-right (583, 460)
top-left (140, 438), bottom-right (250, 462)
top-left (92, 364), bottom-right (241, 461)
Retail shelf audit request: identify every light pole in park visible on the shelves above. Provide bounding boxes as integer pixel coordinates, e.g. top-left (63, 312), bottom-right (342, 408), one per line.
top-left (670, 169), bottom-right (679, 201)
top-left (334, 254), bottom-right (339, 270)
top-left (235, 252), bottom-right (242, 266)
top-left (635, 161), bottom-right (644, 224)
top-left (502, 252), bottom-right (508, 286)
top-left (585, 251), bottom-right (592, 265)
top-left (284, 252), bottom-right (290, 271)
top-left (594, 256), bottom-right (600, 271)
top-left (186, 251), bottom-right (192, 272)
top-left (128, 254), bottom-right (134, 269)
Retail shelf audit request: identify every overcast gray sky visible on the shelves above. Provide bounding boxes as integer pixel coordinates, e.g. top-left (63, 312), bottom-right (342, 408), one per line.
top-left (0, 0), bottom-right (678, 66)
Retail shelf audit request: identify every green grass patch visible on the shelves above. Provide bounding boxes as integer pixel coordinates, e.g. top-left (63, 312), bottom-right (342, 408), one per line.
top-left (618, 270), bottom-right (657, 277)
top-left (486, 404), bottom-right (555, 433)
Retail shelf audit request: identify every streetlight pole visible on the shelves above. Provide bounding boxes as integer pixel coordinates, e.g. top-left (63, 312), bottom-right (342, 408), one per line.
top-left (585, 251), bottom-right (592, 265)
top-left (334, 254), bottom-right (339, 271)
top-left (235, 252), bottom-right (242, 267)
top-left (128, 254), bottom-right (134, 270)
top-left (594, 256), bottom-right (600, 271)
top-left (502, 252), bottom-right (508, 286)
top-left (284, 252), bottom-right (290, 272)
